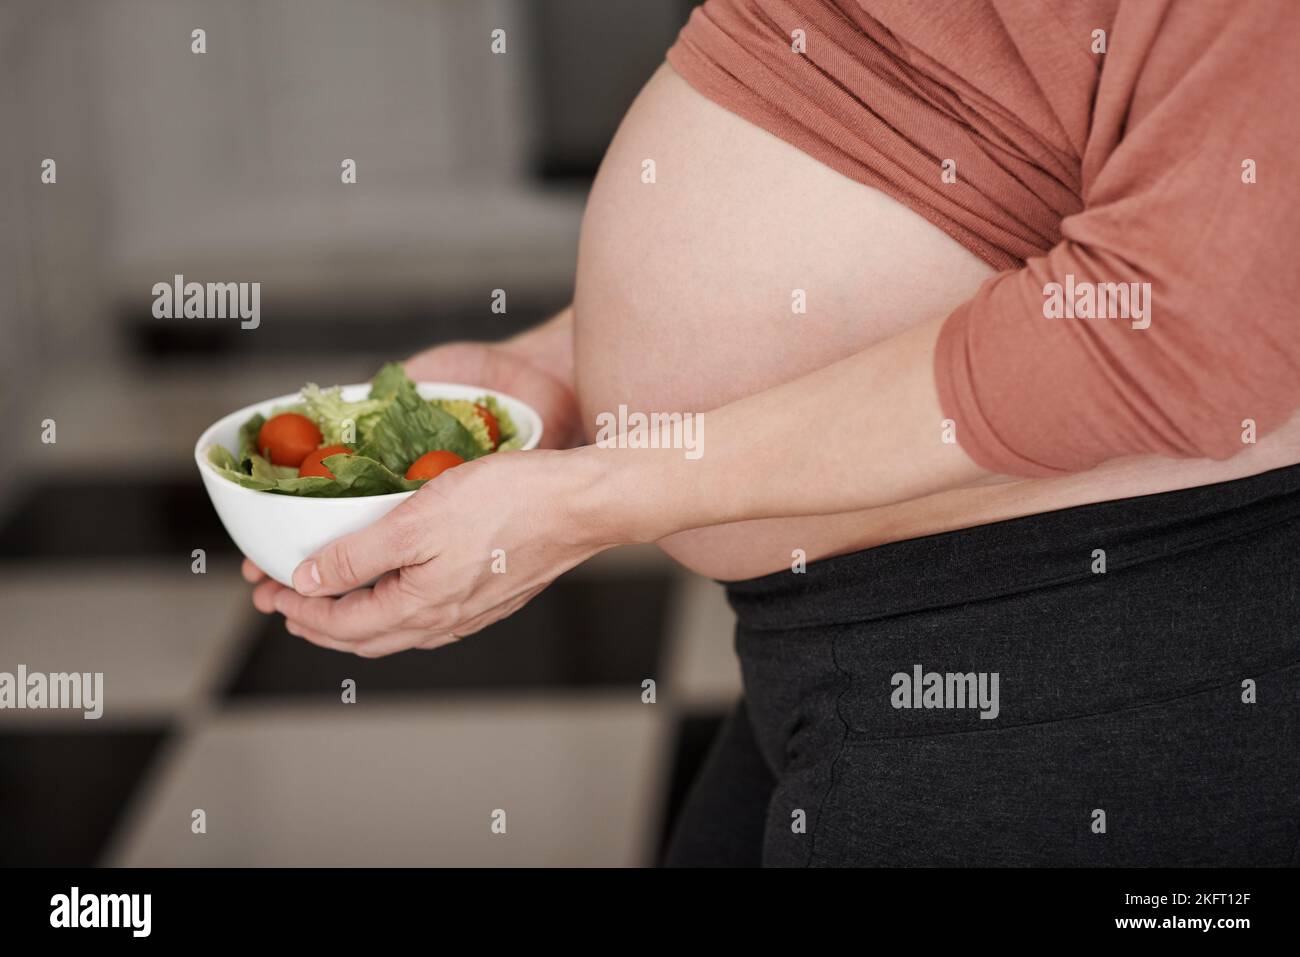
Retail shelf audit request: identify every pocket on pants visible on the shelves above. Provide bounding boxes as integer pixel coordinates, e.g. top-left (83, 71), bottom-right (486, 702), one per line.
top-left (806, 663), bottom-right (1300, 867)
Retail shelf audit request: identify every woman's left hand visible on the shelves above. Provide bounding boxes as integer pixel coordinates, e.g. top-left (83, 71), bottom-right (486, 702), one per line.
top-left (247, 448), bottom-right (627, 658)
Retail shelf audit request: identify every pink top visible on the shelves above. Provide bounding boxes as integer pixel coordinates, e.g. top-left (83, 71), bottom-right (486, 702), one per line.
top-left (667, 0), bottom-right (1300, 476)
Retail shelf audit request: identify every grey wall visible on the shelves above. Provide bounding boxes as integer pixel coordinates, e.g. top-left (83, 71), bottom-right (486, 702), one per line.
top-left (1, 0), bottom-right (696, 509)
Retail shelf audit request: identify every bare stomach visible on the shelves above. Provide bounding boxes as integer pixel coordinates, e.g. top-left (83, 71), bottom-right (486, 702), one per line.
top-left (574, 63), bottom-right (1300, 581)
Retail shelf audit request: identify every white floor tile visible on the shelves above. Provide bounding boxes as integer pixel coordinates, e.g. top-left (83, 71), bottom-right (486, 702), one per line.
top-left (662, 575), bottom-right (741, 709)
top-left (0, 560), bottom-right (251, 726)
top-left (110, 695), bottom-right (669, 867)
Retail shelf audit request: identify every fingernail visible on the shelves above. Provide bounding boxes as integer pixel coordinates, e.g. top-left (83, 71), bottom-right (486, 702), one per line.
top-left (295, 561), bottom-right (321, 594)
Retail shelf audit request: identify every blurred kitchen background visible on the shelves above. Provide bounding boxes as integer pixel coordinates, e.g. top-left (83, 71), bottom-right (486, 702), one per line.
top-left (0, 0), bottom-right (743, 866)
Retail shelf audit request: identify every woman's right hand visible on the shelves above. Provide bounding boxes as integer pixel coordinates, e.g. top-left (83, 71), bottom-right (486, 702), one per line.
top-left (403, 307), bottom-right (583, 450)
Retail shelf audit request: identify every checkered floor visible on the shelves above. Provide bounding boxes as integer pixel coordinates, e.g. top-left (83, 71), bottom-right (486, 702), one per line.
top-left (0, 360), bottom-right (741, 867)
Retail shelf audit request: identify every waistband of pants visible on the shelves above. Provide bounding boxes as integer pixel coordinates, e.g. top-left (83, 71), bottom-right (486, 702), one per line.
top-left (723, 463), bottom-right (1300, 632)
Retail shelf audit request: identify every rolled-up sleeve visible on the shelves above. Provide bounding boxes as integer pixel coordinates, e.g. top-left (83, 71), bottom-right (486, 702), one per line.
top-left (934, 0), bottom-right (1300, 477)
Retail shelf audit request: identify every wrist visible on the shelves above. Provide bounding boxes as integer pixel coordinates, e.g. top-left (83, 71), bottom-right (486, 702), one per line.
top-left (562, 444), bottom-right (683, 547)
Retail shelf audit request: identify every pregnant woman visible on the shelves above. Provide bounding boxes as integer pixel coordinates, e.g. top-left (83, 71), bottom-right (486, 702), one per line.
top-left (246, 0), bottom-right (1300, 865)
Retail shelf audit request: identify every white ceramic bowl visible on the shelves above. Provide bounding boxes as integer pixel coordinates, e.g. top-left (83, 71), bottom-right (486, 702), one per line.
top-left (195, 382), bottom-right (543, 586)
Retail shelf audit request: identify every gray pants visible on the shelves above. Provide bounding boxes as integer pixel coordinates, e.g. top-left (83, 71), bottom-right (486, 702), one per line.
top-left (667, 465), bottom-right (1300, 866)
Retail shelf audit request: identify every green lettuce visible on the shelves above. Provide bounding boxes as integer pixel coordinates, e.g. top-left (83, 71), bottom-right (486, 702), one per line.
top-left (248, 454), bottom-right (299, 483)
top-left (237, 413), bottom-right (266, 469)
top-left (206, 363), bottom-right (519, 497)
top-left (427, 394), bottom-right (521, 452)
top-left (369, 362), bottom-right (411, 401)
top-left (324, 454), bottom-right (423, 495)
top-left (301, 384), bottom-right (387, 445)
top-left (358, 379), bottom-right (483, 472)
top-left (207, 446), bottom-right (419, 497)
top-left (430, 398), bottom-right (492, 452)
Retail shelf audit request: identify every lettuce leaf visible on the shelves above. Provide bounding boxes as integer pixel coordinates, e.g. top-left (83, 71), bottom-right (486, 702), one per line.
top-left (430, 398), bottom-right (492, 452)
top-left (358, 378), bottom-right (483, 472)
top-left (207, 445), bottom-right (276, 492)
top-left (237, 413), bottom-right (266, 469)
top-left (254, 473), bottom-right (346, 496)
top-left (427, 395), bottom-right (521, 452)
top-left (324, 454), bottom-right (422, 495)
top-left (368, 362), bottom-right (410, 401)
top-left (207, 444), bottom-right (240, 472)
top-left (301, 384), bottom-right (387, 445)
top-left (248, 453), bottom-right (299, 482)
top-left (206, 445), bottom-right (419, 497)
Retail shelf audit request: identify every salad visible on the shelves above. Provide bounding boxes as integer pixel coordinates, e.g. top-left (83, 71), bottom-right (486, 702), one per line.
top-left (206, 363), bottom-right (520, 497)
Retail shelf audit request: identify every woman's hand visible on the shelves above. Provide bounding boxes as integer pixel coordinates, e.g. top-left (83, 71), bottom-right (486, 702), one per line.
top-left (248, 447), bottom-right (624, 658)
top-left (242, 306), bottom-right (593, 628)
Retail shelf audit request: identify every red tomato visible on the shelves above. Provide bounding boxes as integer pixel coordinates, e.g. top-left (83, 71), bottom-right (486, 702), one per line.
top-left (258, 413), bottom-right (323, 467)
top-left (298, 444), bottom-right (352, 479)
top-left (475, 404), bottom-right (501, 449)
top-left (405, 450), bottom-right (465, 481)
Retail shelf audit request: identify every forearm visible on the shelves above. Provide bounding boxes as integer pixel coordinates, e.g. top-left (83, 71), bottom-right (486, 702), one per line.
top-left (499, 304), bottom-right (575, 387)
top-left (576, 312), bottom-right (1011, 545)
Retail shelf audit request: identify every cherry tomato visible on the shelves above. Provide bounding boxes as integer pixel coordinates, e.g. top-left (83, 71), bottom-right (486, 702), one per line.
top-left (298, 444), bottom-right (352, 479)
top-left (475, 404), bottom-right (501, 449)
top-left (405, 450), bottom-right (465, 481)
top-left (258, 413), bottom-right (323, 467)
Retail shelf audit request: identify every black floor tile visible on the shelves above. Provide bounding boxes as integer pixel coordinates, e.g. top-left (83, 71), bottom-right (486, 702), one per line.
top-left (223, 572), bottom-right (675, 697)
top-left (656, 710), bottom-right (729, 862)
top-left (0, 481), bottom-right (237, 560)
top-left (0, 727), bottom-right (170, 866)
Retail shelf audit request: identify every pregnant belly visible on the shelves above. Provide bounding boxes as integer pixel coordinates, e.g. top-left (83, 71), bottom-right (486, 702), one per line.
top-left (574, 63), bottom-right (1300, 581)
